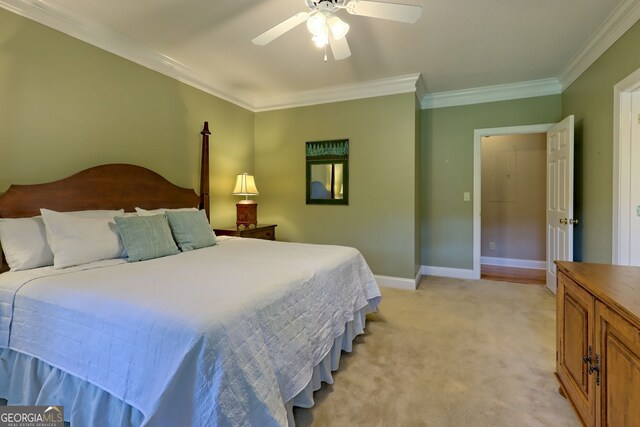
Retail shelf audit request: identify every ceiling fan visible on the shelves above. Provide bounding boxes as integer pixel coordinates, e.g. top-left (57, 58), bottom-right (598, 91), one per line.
top-left (252, 0), bottom-right (422, 61)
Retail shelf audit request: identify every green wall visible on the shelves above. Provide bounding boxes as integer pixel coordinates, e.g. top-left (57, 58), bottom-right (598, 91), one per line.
top-left (421, 95), bottom-right (562, 269)
top-left (255, 93), bottom-right (419, 279)
top-left (6, 4), bottom-right (637, 277)
top-left (0, 8), bottom-right (254, 227)
top-left (562, 19), bottom-right (640, 263)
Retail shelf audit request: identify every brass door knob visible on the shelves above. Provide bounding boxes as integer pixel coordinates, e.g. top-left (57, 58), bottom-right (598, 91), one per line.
top-left (569, 218), bottom-right (579, 225)
top-left (559, 218), bottom-right (568, 225)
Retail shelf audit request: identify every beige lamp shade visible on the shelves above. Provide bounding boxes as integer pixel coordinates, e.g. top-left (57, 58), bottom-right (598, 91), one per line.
top-left (232, 173), bottom-right (259, 197)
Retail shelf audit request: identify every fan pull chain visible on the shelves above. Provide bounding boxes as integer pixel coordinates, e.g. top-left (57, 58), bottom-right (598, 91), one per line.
top-left (324, 45), bottom-right (328, 62)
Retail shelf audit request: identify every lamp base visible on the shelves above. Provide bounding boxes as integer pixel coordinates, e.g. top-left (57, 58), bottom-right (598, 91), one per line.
top-left (236, 200), bottom-right (257, 228)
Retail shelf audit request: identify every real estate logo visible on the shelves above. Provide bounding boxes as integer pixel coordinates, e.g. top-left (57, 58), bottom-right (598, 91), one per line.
top-left (0, 406), bottom-right (64, 427)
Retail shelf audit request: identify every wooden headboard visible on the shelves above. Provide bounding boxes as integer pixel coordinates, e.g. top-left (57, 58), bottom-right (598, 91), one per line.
top-left (0, 122), bottom-right (211, 271)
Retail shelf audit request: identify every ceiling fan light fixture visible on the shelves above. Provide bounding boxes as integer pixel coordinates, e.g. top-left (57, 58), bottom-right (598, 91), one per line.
top-left (327, 15), bottom-right (349, 40)
top-left (312, 32), bottom-right (329, 48)
top-left (307, 13), bottom-right (328, 36)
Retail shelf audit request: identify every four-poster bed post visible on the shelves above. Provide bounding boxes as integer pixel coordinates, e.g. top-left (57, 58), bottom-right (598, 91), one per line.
top-left (199, 121), bottom-right (211, 222)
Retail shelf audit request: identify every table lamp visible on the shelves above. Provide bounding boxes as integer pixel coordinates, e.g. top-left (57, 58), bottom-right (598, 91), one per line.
top-left (232, 173), bottom-right (259, 228)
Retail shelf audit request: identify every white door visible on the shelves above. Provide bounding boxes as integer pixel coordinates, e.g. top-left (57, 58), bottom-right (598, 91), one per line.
top-left (546, 115), bottom-right (575, 293)
top-left (631, 90), bottom-right (640, 265)
top-left (613, 71), bottom-right (640, 266)
top-left (629, 90), bottom-right (640, 266)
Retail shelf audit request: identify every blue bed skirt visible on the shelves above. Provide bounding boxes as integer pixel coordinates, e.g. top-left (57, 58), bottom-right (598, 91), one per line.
top-left (0, 301), bottom-right (376, 427)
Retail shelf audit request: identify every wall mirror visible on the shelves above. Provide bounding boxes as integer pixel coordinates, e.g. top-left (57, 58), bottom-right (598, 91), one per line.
top-left (306, 139), bottom-right (349, 205)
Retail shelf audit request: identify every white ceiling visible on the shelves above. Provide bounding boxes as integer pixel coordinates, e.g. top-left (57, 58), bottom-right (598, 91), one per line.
top-left (3, 0), bottom-right (639, 110)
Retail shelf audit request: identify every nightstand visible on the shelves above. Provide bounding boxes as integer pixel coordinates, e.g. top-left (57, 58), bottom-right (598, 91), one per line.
top-left (213, 224), bottom-right (277, 241)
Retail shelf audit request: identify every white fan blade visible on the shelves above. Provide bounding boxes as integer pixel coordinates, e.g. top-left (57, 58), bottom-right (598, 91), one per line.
top-left (346, 1), bottom-right (422, 23)
top-left (252, 12), bottom-right (309, 45)
top-left (329, 34), bottom-right (351, 60)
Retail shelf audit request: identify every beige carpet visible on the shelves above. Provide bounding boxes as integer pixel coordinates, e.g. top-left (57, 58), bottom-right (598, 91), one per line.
top-left (293, 276), bottom-right (580, 427)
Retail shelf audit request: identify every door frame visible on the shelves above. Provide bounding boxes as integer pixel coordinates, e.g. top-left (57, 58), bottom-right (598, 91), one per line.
top-left (473, 123), bottom-right (555, 280)
top-left (613, 67), bottom-right (640, 265)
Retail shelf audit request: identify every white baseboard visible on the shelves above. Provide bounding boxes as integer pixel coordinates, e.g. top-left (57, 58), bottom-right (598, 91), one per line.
top-left (420, 266), bottom-right (476, 280)
top-left (375, 274), bottom-right (419, 290)
top-left (480, 256), bottom-right (545, 270)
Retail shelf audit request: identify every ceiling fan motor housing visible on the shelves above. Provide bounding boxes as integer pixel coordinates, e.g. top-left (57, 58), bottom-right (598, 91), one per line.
top-left (305, 0), bottom-right (348, 12)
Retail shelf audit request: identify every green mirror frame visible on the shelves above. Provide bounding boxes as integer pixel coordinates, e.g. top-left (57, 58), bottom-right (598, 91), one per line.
top-left (305, 139), bottom-right (349, 205)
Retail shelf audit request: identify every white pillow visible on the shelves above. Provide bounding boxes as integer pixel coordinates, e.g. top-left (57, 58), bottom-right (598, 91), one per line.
top-left (40, 209), bottom-right (127, 269)
top-left (0, 217), bottom-right (54, 271)
top-left (0, 210), bottom-right (126, 271)
top-left (135, 207), bottom-right (198, 216)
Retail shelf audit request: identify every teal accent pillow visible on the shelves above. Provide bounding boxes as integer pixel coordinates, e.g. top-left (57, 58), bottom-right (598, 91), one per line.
top-left (114, 215), bottom-right (179, 262)
top-left (165, 210), bottom-right (216, 252)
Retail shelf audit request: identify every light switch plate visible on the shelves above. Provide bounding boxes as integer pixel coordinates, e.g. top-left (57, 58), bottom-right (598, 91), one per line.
top-left (463, 192), bottom-right (470, 201)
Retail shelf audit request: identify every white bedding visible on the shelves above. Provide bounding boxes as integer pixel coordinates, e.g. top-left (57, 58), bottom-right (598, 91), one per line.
top-left (0, 237), bottom-right (381, 426)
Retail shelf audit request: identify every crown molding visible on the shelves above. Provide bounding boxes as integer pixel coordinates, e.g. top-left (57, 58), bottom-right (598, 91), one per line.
top-left (0, 0), bottom-right (256, 110)
top-left (421, 78), bottom-right (562, 110)
top-left (420, 0), bottom-right (640, 110)
top-left (1, 0), bottom-right (421, 112)
top-left (558, 0), bottom-right (640, 91)
top-left (4, 0), bottom-right (636, 112)
top-left (252, 73), bottom-right (421, 112)
top-left (414, 74), bottom-right (427, 104)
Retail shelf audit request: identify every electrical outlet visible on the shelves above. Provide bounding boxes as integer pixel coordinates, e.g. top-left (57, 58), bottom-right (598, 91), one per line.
top-left (463, 192), bottom-right (470, 201)
top-left (489, 242), bottom-right (496, 250)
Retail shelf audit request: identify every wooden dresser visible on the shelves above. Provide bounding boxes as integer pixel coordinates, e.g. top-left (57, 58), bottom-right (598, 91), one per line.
top-left (213, 224), bottom-right (276, 241)
top-left (555, 261), bottom-right (640, 426)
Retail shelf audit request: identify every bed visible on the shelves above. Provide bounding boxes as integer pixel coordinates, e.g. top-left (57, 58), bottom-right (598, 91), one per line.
top-left (0, 123), bottom-right (381, 426)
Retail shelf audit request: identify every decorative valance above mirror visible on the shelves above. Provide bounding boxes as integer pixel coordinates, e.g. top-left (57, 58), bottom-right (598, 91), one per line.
top-left (306, 139), bottom-right (349, 205)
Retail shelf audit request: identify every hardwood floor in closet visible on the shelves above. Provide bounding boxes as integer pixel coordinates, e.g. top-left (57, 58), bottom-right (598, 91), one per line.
top-left (481, 265), bottom-right (546, 285)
